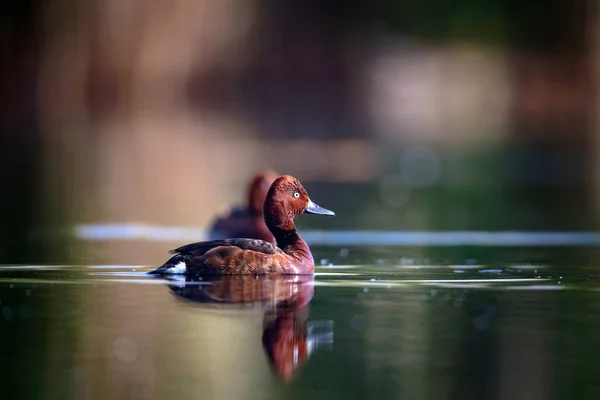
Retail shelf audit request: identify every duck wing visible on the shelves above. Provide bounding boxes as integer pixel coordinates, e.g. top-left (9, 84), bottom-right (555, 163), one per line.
top-left (171, 238), bottom-right (283, 256)
top-left (149, 239), bottom-right (286, 275)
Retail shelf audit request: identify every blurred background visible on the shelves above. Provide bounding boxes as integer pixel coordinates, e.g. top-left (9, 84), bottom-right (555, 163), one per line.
top-left (3, 1), bottom-right (600, 399)
top-left (2, 0), bottom-right (599, 264)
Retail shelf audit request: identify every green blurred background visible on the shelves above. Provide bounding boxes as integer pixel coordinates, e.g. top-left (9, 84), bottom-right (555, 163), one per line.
top-left (2, 1), bottom-right (600, 399)
top-left (1, 0), bottom-right (598, 264)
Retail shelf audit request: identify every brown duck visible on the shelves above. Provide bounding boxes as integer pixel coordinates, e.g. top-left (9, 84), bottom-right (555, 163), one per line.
top-left (149, 175), bottom-right (334, 275)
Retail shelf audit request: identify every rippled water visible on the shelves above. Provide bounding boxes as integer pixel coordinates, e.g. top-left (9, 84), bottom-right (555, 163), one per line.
top-left (2, 239), bottom-right (600, 400)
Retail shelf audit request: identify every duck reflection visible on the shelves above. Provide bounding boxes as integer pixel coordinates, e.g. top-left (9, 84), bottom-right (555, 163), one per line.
top-left (162, 275), bottom-right (333, 382)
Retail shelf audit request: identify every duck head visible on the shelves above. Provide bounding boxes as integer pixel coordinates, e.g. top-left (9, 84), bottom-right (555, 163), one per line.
top-left (264, 175), bottom-right (335, 231)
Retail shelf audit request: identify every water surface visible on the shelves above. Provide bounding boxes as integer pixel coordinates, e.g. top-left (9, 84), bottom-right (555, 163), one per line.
top-left (2, 243), bottom-right (600, 399)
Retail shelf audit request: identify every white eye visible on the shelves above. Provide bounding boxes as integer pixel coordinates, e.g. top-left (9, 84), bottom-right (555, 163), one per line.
top-left (293, 192), bottom-right (300, 198)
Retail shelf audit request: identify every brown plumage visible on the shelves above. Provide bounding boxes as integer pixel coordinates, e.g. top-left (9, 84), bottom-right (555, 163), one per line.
top-left (150, 175), bottom-right (335, 275)
top-left (208, 170), bottom-right (278, 243)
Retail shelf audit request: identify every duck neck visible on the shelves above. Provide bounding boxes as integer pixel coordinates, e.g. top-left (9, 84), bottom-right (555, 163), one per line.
top-left (272, 226), bottom-right (301, 251)
top-left (266, 219), bottom-right (313, 267)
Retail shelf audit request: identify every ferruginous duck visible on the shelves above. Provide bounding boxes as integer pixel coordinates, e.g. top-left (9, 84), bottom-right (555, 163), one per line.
top-left (149, 175), bottom-right (334, 275)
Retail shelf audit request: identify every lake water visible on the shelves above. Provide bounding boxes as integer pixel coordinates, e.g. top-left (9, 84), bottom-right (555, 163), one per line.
top-left (2, 228), bottom-right (600, 400)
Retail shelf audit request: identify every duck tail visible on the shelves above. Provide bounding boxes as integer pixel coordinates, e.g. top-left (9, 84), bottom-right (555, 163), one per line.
top-left (148, 255), bottom-right (188, 275)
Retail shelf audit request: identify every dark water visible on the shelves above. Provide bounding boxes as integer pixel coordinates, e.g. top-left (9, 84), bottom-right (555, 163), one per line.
top-left (1, 242), bottom-right (600, 400)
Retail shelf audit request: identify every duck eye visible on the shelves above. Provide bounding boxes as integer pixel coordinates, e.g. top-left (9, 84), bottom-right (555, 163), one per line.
top-left (293, 191), bottom-right (300, 198)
